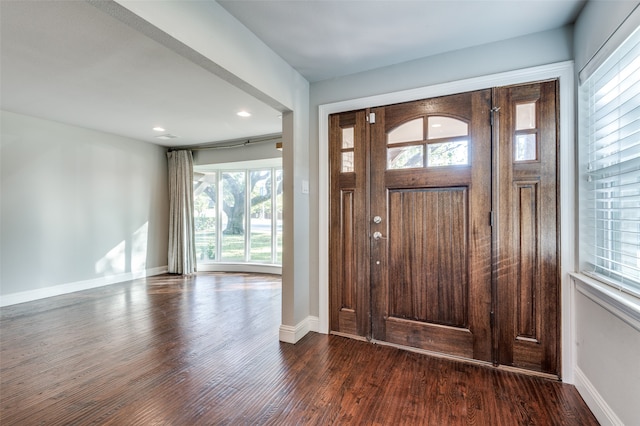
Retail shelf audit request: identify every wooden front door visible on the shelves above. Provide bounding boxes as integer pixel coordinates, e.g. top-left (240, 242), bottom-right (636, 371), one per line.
top-left (329, 82), bottom-right (559, 376)
top-left (369, 90), bottom-right (493, 361)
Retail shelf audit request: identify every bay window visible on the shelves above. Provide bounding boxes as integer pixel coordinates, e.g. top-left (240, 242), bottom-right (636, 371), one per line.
top-left (194, 166), bottom-right (283, 266)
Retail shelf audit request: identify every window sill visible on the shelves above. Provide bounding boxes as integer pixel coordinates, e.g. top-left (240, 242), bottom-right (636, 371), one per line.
top-left (570, 272), bottom-right (640, 332)
top-left (197, 262), bottom-right (282, 275)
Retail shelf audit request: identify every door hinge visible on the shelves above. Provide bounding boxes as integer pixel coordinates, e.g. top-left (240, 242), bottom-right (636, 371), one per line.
top-left (490, 106), bottom-right (500, 126)
top-left (490, 311), bottom-right (495, 328)
top-left (367, 112), bottom-right (376, 124)
top-left (489, 211), bottom-right (495, 227)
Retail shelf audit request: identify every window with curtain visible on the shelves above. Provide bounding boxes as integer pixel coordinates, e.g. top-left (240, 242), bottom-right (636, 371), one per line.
top-left (193, 166), bottom-right (283, 265)
top-left (579, 25), bottom-right (640, 297)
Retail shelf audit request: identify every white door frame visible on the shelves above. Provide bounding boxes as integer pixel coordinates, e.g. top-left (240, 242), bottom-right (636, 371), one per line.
top-left (318, 61), bottom-right (576, 382)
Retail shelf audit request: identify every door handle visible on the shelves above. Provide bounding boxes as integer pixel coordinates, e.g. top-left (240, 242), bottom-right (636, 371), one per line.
top-left (373, 231), bottom-right (384, 240)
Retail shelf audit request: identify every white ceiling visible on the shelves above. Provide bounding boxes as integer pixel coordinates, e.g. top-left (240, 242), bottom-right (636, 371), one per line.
top-left (1, 0), bottom-right (585, 147)
top-left (0, 1), bottom-right (283, 147)
top-left (219, 0), bottom-right (586, 83)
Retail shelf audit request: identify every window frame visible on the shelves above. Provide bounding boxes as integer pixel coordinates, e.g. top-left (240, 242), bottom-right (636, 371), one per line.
top-left (193, 165), bottom-right (283, 266)
top-left (578, 25), bottom-right (640, 299)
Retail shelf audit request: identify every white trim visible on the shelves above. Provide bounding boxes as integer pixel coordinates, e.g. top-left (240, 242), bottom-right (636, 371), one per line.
top-left (279, 315), bottom-right (317, 343)
top-left (567, 272), bottom-right (578, 386)
top-left (307, 315), bottom-right (320, 333)
top-left (318, 61), bottom-right (575, 379)
top-left (558, 62), bottom-right (576, 384)
top-left (0, 266), bottom-right (168, 307)
top-left (571, 273), bottom-right (640, 332)
top-left (574, 367), bottom-right (625, 426)
top-left (197, 263), bottom-right (282, 275)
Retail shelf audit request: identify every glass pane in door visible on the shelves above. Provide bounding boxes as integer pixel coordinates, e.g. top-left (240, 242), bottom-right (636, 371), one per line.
top-left (388, 118), bottom-right (424, 144)
top-left (427, 140), bottom-right (469, 166)
top-left (387, 145), bottom-right (423, 169)
top-left (427, 116), bottom-right (468, 139)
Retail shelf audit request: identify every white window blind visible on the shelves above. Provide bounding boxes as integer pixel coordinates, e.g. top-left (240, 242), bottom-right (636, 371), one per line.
top-left (580, 25), bottom-right (640, 297)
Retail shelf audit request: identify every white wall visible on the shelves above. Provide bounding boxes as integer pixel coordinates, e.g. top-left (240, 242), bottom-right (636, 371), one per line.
top-left (572, 277), bottom-right (640, 426)
top-left (574, 0), bottom-right (639, 74)
top-left (572, 2), bottom-right (640, 425)
top-left (0, 110), bottom-right (168, 305)
top-left (310, 26), bottom-right (573, 108)
top-left (308, 27), bottom-right (574, 317)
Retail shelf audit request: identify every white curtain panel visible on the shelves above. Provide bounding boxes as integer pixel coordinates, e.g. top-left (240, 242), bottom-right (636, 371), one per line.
top-left (167, 150), bottom-right (197, 274)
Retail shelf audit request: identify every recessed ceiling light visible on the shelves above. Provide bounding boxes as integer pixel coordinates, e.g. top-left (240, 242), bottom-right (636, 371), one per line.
top-left (156, 134), bottom-right (178, 140)
top-left (153, 127), bottom-right (166, 132)
top-left (237, 111), bottom-right (251, 117)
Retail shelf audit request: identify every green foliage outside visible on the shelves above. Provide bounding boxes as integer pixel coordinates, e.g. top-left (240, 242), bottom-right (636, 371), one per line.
top-left (195, 231), bottom-right (282, 263)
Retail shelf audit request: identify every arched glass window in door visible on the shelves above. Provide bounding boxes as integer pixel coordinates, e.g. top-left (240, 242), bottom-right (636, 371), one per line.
top-left (387, 118), bottom-right (424, 169)
top-left (386, 116), bottom-right (469, 169)
top-left (426, 116), bottom-right (469, 167)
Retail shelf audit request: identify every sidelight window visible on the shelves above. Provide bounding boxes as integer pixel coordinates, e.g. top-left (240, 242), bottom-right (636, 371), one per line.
top-left (514, 102), bottom-right (538, 162)
top-left (341, 127), bottom-right (355, 172)
top-left (579, 25), bottom-right (640, 297)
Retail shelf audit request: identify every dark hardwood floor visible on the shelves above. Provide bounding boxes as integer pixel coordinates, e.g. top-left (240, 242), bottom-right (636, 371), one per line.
top-left (1, 273), bottom-right (597, 425)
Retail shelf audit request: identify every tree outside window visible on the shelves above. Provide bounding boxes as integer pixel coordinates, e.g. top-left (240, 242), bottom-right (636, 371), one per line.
top-left (193, 167), bottom-right (283, 265)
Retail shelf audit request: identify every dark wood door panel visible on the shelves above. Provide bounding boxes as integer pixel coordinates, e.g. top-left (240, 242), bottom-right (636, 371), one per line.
top-left (385, 317), bottom-right (474, 359)
top-left (513, 180), bottom-right (540, 339)
top-left (385, 168), bottom-right (472, 188)
top-left (337, 189), bottom-right (357, 335)
top-left (382, 91), bottom-right (476, 130)
top-left (387, 188), bottom-right (468, 327)
top-left (329, 110), bottom-right (370, 338)
top-left (494, 81), bottom-right (559, 375)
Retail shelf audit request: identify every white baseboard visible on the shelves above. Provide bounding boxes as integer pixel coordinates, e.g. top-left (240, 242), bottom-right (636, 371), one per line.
top-left (574, 366), bottom-right (624, 426)
top-left (307, 315), bottom-right (319, 333)
top-left (279, 315), bottom-right (319, 344)
top-left (0, 266), bottom-right (168, 307)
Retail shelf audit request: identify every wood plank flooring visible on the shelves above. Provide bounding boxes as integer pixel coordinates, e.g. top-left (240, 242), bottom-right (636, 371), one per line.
top-left (1, 273), bottom-right (597, 425)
